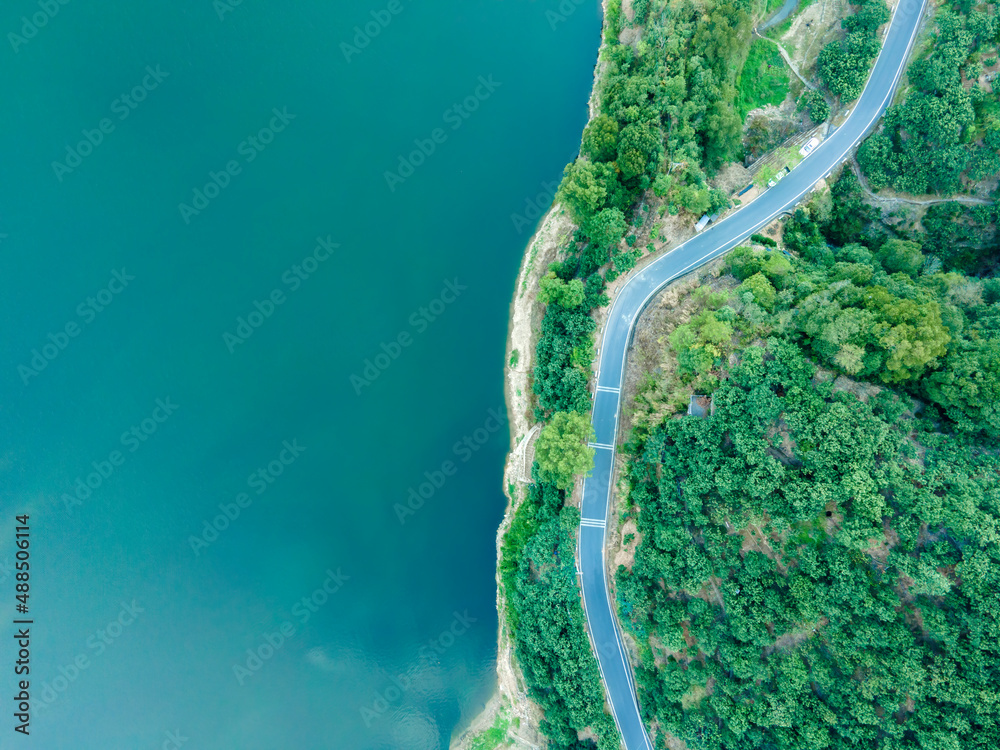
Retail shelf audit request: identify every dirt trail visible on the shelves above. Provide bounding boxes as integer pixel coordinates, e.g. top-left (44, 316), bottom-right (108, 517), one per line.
top-left (850, 159), bottom-right (994, 206)
top-left (754, 31), bottom-right (823, 94)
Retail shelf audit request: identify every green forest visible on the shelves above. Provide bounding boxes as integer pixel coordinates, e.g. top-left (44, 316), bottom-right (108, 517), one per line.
top-left (497, 0), bottom-right (971, 745)
top-left (817, 0), bottom-right (890, 100)
top-left (501, 474), bottom-right (620, 750)
top-left (616, 169), bottom-right (1000, 749)
top-left (619, 340), bottom-right (1000, 749)
top-left (858, 3), bottom-right (1000, 194)
top-left (556, 0), bottom-right (769, 233)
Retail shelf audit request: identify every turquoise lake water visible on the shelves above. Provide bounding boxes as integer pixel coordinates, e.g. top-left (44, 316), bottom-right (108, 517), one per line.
top-left (0, 2), bottom-right (600, 747)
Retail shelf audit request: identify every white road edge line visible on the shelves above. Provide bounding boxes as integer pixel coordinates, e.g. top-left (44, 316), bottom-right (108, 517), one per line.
top-left (576, 1), bottom-right (928, 747)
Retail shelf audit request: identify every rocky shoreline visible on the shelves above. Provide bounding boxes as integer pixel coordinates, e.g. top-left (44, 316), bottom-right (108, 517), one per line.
top-left (450, 4), bottom-right (613, 747)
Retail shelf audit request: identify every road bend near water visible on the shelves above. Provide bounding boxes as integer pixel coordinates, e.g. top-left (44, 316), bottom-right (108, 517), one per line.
top-left (577, 0), bottom-right (928, 745)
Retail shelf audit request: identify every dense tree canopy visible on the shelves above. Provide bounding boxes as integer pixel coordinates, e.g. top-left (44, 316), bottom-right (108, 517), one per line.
top-left (556, 160), bottom-right (628, 225)
top-left (502, 0), bottom-right (993, 745)
top-left (552, 0), bottom-right (765, 240)
top-left (581, 114), bottom-right (620, 163)
top-left (539, 271), bottom-right (586, 308)
top-left (721, 174), bottom-right (999, 417)
top-left (857, 6), bottom-right (1000, 194)
top-left (620, 155), bottom-right (1000, 744)
top-left (532, 257), bottom-right (607, 420)
top-left (798, 90), bottom-right (831, 123)
top-left (584, 207), bottom-right (628, 250)
top-left (501, 476), bottom-right (619, 749)
top-left (817, 0), bottom-right (888, 100)
top-left (618, 340), bottom-right (1000, 750)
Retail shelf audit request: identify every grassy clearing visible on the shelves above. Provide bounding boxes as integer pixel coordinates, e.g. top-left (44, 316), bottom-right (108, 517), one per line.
top-left (754, 147), bottom-right (805, 187)
top-left (467, 709), bottom-right (512, 750)
top-left (736, 39), bottom-right (791, 120)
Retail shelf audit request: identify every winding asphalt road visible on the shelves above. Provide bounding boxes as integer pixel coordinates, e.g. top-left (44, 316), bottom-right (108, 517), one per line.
top-left (576, 0), bottom-right (927, 746)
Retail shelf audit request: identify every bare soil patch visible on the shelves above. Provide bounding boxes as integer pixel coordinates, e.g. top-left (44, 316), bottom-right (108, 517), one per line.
top-left (618, 267), bottom-right (736, 439)
top-left (613, 517), bottom-right (642, 571)
top-left (712, 163), bottom-right (753, 194)
top-left (736, 516), bottom-right (789, 572)
top-left (764, 616), bottom-right (829, 656)
top-left (777, 0), bottom-right (850, 79)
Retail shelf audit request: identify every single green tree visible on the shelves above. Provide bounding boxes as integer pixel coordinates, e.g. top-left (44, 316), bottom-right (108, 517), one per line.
top-left (581, 114), bottom-right (620, 163)
top-left (739, 272), bottom-right (777, 310)
top-left (616, 122), bottom-right (661, 180)
top-left (834, 343), bottom-right (866, 374)
top-left (857, 132), bottom-right (894, 191)
top-left (799, 90), bottom-right (831, 123)
top-left (877, 238), bottom-right (924, 276)
top-left (538, 272), bottom-right (586, 308)
top-left (556, 160), bottom-right (607, 223)
top-left (585, 208), bottom-right (627, 249)
top-left (535, 411), bottom-right (596, 490)
top-left (679, 185), bottom-right (711, 215)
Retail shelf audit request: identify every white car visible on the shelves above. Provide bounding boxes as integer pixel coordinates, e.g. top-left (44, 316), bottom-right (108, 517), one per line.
top-left (799, 137), bottom-right (820, 156)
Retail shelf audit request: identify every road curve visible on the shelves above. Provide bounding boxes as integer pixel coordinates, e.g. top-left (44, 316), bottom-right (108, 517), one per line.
top-left (576, 0), bottom-right (928, 746)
